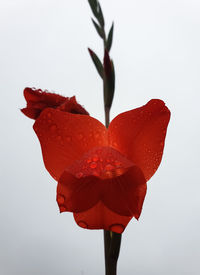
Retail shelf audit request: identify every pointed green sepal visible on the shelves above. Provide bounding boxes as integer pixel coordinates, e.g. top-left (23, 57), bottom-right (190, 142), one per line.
top-left (106, 23), bottom-right (114, 52)
top-left (96, 2), bottom-right (105, 27)
top-left (88, 48), bottom-right (104, 78)
top-left (92, 19), bottom-right (105, 39)
top-left (110, 59), bottom-right (115, 92)
top-left (103, 50), bottom-right (115, 109)
top-left (88, 0), bottom-right (98, 17)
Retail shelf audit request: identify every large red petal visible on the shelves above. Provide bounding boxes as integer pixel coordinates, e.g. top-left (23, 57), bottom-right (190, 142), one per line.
top-left (57, 146), bottom-right (146, 217)
top-left (108, 99), bottom-right (170, 181)
top-left (57, 174), bottom-right (101, 213)
top-left (33, 108), bottom-right (107, 180)
top-left (73, 202), bottom-right (132, 233)
top-left (102, 166), bottom-right (147, 217)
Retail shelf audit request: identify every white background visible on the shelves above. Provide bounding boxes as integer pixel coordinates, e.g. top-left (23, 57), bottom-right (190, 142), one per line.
top-left (1, 0), bottom-right (200, 274)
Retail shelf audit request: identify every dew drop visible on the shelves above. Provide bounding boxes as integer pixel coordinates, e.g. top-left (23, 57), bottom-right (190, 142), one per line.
top-left (50, 124), bottom-right (57, 131)
top-left (87, 159), bottom-right (92, 164)
top-left (56, 135), bottom-right (62, 141)
top-left (90, 162), bottom-right (97, 169)
top-left (109, 224), bottom-right (125, 233)
top-left (92, 171), bottom-right (99, 177)
top-left (47, 112), bottom-right (52, 118)
top-left (57, 194), bottom-right (65, 204)
top-left (66, 136), bottom-right (71, 142)
top-left (115, 168), bottom-right (125, 177)
top-left (92, 155), bottom-right (99, 162)
top-left (78, 221), bottom-right (88, 229)
top-left (104, 170), bottom-right (113, 178)
top-left (76, 172), bottom-right (83, 179)
top-left (105, 164), bottom-right (115, 171)
top-left (114, 161), bottom-right (122, 167)
top-left (78, 133), bottom-right (83, 140)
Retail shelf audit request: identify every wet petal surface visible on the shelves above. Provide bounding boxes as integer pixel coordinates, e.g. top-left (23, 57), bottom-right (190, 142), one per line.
top-left (73, 202), bottom-right (132, 233)
top-left (33, 108), bottom-right (107, 180)
top-left (21, 87), bottom-right (89, 119)
top-left (57, 147), bottom-right (146, 217)
top-left (108, 99), bottom-right (170, 181)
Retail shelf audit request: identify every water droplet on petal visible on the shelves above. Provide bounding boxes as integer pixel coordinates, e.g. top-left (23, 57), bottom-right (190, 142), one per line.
top-left (92, 155), bottom-right (99, 162)
top-left (47, 112), bottom-right (52, 118)
top-left (66, 136), bottom-right (71, 142)
top-left (114, 161), bottom-right (122, 167)
top-left (105, 164), bottom-right (115, 171)
top-left (92, 171), bottom-right (99, 177)
top-left (78, 221), bottom-right (88, 229)
top-left (56, 135), bottom-right (62, 141)
top-left (76, 172), bottom-right (83, 179)
top-left (109, 224), bottom-right (125, 233)
top-left (57, 194), bottom-right (65, 204)
top-left (78, 134), bottom-right (83, 140)
top-left (115, 168), bottom-right (125, 176)
top-left (50, 124), bottom-right (57, 131)
top-left (90, 162), bottom-right (97, 169)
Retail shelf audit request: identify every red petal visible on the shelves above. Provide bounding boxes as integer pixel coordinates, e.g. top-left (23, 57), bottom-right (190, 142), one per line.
top-left (73, 202), bottom-right (132, 233)
top-left (24, 87), bottom-right (66, 105)
top-left (102, 166), bottom-right (146, 217)
top-left (57, 147), bottom-right (146, 217)
top-left (57, 174), bottom-right (100, 213)
top-left (62, 146), bottom-right (133, 179)
top-left (58, 96), bottom-right (89, 115)
top-left (33, 108), bottom-right (107, 180)
top-left (21, 87), bottom-right (89, 119)
top-left (21, 107), bottom-right (41, 119)
top-left (108, 99), bottom-right (170, 181)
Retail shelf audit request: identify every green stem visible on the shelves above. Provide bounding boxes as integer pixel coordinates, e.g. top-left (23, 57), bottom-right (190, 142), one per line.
top-left (106, 232), bottom-right (122, 275)
top-left (103, 107), bottom-right (122, 275)
top-left (104, 225), bottom-right (122, 274)
top-left (105, 106), bottom-right (110, 128)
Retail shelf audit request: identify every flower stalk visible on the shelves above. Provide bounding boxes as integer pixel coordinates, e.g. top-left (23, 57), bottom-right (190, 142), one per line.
top-left (104, 106), bottom-right (121, 275)
top-left (87, 1), bottom-right (120, 274)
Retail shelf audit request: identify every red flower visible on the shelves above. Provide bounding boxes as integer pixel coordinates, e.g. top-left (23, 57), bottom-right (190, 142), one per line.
top-left (21, 87), bottom-right (89, 119)
top-left (22, 89), bottom-right (170, 233)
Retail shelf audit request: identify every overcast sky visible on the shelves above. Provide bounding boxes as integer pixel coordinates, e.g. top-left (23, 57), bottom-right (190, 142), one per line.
top-left (0, 0), bottom-right (200, 274)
